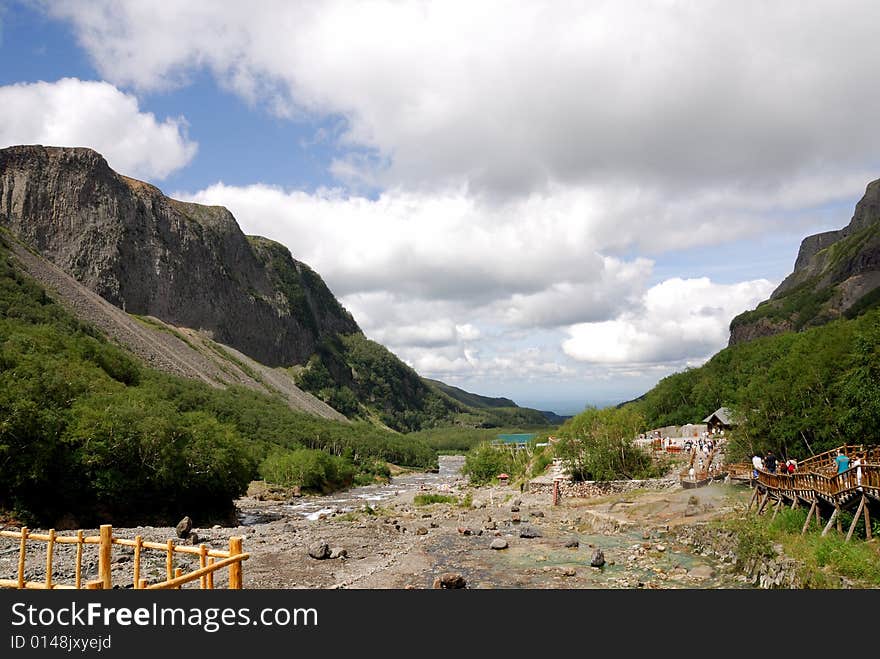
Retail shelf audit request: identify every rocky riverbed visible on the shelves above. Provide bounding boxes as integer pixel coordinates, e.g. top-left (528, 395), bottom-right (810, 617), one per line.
top-left (0, 457), bottom-right (764, 589)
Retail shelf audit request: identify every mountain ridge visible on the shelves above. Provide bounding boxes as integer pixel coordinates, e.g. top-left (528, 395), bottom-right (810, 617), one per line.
top-left (729, 176), bottom-right (880, 345)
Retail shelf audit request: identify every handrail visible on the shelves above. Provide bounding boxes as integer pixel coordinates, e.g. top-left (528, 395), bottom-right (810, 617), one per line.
top-left (0, 524), bottom-right (248, 590)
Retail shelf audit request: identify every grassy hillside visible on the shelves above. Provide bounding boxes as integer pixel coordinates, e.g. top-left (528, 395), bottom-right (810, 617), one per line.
top-left (631, 307), bottom-right (880, 461)
top-left (0, 234), bottom-right (435, 526)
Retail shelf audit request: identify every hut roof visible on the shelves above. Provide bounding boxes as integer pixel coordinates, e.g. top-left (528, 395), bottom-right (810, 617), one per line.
top-left (702, 407), bottom-right (735, 426)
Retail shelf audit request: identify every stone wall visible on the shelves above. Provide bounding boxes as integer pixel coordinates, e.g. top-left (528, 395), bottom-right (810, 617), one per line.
top-left (528, 477), bottom-right (678, 497)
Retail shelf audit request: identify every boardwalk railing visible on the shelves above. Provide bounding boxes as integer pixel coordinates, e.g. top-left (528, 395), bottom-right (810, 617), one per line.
top-left (0, 524), bottom-right (249, 590)
top-left (749, 445), bottom-right (879, 542)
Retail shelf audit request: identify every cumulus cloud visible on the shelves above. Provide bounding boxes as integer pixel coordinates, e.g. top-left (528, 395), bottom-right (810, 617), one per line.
top-left (562, 277), bottom-right (776, 366)
top-left (46, 1), bottom-right (880, 198)
top-left (0, 78), bottom-right (197, 180)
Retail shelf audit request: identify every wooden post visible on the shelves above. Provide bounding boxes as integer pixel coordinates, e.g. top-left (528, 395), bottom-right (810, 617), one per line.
top-left (133, 536), bottom-right (142, 589)
top-left (552, 479), bottom-right (560, 506)
top-left (747, 487), bottom-right (758, 511)
top-left (174, 567), bottom-right (183, 589)
top-left (757, 492), bottom-right (770, 515)
top-left (206, 558), bottom-right (215, 590)
top-left (98, 524), bottom-right (113, 589)
top-left (790, 498), bottom-right (798, 509)
top-left (166, 539), bottom-right (174, 582)
top-left (228, 537), bottom-right (243, 589)
top-left (86, 580), bottom-right (103, 590)
top-left (199, 545), bottom-right (208, 589)
top-left (138, 578), bottom-right (148, 589)
top-left (17, 527), bottom-right (28, 589)
top-left (75, 530), bottom-right (83, 589)
top-left (821, 508), bottom-right (839, 537)
top-left (846, 496), bottom-right (866, 542)
top-left (864, 499), bottom-right (872, 542)
top-left (836, 505), bottom-right (843, 534)
top-left (801, 501), bottom-right (816, 535)
top-left (45, 529), bottom-right (55, 590)
top-left (771, 497), bottom-right (783, 520)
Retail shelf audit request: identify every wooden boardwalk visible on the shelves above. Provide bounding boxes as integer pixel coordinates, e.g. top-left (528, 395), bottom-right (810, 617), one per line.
top-left (748, 445), bottom-right (879, 542)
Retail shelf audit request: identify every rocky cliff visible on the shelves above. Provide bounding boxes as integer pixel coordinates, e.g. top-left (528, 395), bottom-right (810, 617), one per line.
top-left (729, 177), bottom-right (880, 345)
top-left (0, 145), bottom-right (360, 367)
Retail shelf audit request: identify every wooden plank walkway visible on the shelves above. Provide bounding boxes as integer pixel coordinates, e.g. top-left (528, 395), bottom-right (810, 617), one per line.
top-left (748, 445), bottom-right (878, 542)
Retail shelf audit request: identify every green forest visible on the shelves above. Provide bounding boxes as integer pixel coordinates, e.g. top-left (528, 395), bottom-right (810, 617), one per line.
top-left (630, 307), bottom-right (880, 461)
top-left (0, 235), bottom-right (435, 527)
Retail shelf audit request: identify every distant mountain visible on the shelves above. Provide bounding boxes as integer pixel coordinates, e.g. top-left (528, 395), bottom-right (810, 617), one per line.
top-left (538, 410), bottom-right (572, 425)
top-left (729, 177), bottom-right (880, 345)
top-left (423, 378), bottom-right (552, 427)
top-left (424, 379), bottom-right (517, 408)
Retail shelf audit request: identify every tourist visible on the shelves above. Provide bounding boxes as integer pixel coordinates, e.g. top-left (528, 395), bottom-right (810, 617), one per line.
top-left (765, 451), bottom-right (777, 474)
top-left (835, 449), bottom-right (850, 475)
top-left (852, 453), bottom-right (863, 490)
top-left (786, 459), bottom-right (796, 474)
top-left (751, 453), bottom-right (763, 478)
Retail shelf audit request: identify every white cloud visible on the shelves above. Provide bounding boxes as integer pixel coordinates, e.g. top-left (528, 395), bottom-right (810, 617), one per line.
top-left (46, 1), bottom-right (880, 198)
top-left (0, 78), bottom-right (197, 180)
top-left (563, 277), bottom-right (776, 366)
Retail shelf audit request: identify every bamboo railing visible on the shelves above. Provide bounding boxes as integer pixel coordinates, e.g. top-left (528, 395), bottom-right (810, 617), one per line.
top-left (0, 524), bottom-right (248, 590)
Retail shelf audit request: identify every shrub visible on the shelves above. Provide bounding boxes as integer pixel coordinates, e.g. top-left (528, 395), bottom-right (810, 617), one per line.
top-left (413, 494), bottom-right (458, 506)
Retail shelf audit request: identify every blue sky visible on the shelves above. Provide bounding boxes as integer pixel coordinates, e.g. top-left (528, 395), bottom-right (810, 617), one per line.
top-left (2, 1), bottom-right (879, 415)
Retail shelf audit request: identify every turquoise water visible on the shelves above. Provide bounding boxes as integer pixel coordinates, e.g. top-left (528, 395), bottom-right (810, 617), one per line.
top-left (496, 433), bottom-right (537, 444)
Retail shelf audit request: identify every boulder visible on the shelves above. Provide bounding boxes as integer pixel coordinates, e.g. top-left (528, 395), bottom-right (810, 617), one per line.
top-left (519, 526), bottom-right (542, 538)
top-left (434, 573), bottom-right (467, 589)
top-left (175, 516), bottom-right (193, 539)
top-left (530, 510), bottom-right (544, 518)
top-left (416, 527), bottom-right (428, 535)
top-left (329, 547), bottom-right (347, 559)
top-left (590, 548), bottom-right (606, 568)
top-left (308, 541), bottom-right (331, 560)
top-left (688, 565), bottom-right (716, 580)
top-left (565, 538), bottom-right (579, 548)
top-left (490, 538), bottom-right (509, 550)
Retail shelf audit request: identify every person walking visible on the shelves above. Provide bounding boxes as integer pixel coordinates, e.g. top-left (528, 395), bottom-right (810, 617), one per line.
top-left (765, 451), bottom-right (777, 474)
top-left (751, 453), bottom-right (763, 479)
top-left (835, 449), bottom-right (850, 474)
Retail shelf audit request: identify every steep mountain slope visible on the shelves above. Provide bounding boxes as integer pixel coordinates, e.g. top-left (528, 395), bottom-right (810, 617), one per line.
top-left (4, 229), bottom-right (346, 421)
top-left (0, 145), bottom-right (359, 367)
top-left (729, 177), bottom-right (880, 344)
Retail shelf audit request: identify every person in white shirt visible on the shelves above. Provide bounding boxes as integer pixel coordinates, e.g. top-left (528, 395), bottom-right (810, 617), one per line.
top-left (751, 454), bottom-right (763, 479)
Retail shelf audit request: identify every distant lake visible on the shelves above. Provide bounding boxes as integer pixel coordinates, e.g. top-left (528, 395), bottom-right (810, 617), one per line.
top-left (495, 433), bottom-right (537, 444)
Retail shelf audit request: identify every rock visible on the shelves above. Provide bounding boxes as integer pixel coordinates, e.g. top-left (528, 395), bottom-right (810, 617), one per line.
top-left (511, 514), bottom-right (521, 523)
top-left (429, 522), bottom-right (439, 528)
top-left (435, 573), bottom-right (467, 589)
top-left (684, 505), bottom-right (699, 517)
top-left (510, 505), bottom-right (520, 513)
top-left (416, 527), bottom-right (428, 535)
top-left (531, 510), bottom-right (544, 518)
top-left (519, 526), bottom-right (541, 538)
top-left (490, 538), bottom-right (508, 550)
top-left (188, 532), bottom-right (199, 545)
top-left (512, 498), bottom-right (521, 507)
top-left (457, 527), bottom-right (473, 535)
top-left (561, 567), bottom-right (576, 577)
top-left (565, 538), bottom-right (579, 548)
top-left (329, 547), bottom-right (347, 559)
top-left (212, 524), bottom-right (222, 530)
top-left (485, 521), bottom-right (497, 530)
top-left (688, 565), bottom-right (716, 580)
top-left (590, 548), bottom-right (606, 568)
top-left (175, 516), bottom-right (193, 539)
top-left (655, 544), bottom-right (666, 552)
top-left (308, 541), bottom-right (331, 560)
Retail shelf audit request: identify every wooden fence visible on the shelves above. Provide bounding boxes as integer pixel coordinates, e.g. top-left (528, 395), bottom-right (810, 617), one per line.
top-left (0, 525), bottom-right (249, 590)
